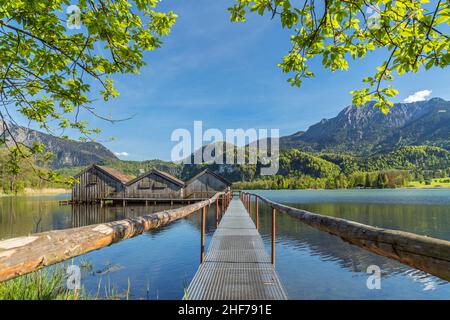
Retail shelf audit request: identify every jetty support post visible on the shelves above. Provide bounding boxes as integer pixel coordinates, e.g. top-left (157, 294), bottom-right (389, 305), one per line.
top-left (247, 193), bottom-right (250, 212)
top-left (255, 196), bottom-right (259, 230)
top-left (215, 196), bottom-right (219, 228)
top-left (271, 206), bottom-right (276, 266)
top-left (201, 206), bottom-right (206, 264)
top-left (244, 193), bottom-right (247, 210)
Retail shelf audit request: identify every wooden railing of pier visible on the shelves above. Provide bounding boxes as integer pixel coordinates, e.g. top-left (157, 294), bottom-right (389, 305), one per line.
top-left (241, 192), bottom-right (450, 282)
top-left (0, 192), bottom-right (232, 283)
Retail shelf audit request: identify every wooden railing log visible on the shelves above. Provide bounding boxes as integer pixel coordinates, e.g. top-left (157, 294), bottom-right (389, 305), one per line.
top-left (249, 193), bottom-right (450, 282)
top-left (0, 192), bottom-right (225, 282)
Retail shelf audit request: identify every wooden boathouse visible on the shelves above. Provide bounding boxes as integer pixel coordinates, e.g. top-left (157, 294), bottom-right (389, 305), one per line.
top-left (72, 165), bottom-right (132, 203)
top-left (71, 166), bottom-right (231, 204)
top-left (184, 169), bottom-right (231, 199)
top-left (125, 169), bottom-right (185, 199)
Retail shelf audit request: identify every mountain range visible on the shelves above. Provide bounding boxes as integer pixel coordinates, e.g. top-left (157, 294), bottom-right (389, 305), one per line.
top-left (1, 121), bottom-right (118, 168)
top-left (280, 97), bottom-right (450, 155)
top-left (3, 98), bottom-right (450, 171)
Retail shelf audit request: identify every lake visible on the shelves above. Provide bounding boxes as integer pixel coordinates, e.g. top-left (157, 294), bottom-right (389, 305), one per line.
top-left (1, 189), bottom-right (449, 299)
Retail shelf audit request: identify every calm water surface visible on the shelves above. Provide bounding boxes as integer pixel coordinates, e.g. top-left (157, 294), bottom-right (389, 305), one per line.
top-left (1, 189), bottom-right (449, 299)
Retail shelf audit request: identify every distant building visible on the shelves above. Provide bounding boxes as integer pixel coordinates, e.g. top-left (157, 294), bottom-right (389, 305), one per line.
top-left (125, 169), bottom-right (185, 199)
top-left (184, 169), bottom-right (231, 199)
top-left (72, 165), bottom-right (132, 203)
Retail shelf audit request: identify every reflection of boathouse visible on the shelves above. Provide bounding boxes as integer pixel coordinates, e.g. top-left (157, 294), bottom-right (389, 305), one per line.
top-left (71, 166), bottom-right (230, 204)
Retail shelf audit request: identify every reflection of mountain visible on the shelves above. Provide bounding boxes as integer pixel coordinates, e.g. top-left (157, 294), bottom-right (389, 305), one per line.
top-left (254, 203), bottom-right (448, 286)
top-left (0, 196), bottom-right (72, 238)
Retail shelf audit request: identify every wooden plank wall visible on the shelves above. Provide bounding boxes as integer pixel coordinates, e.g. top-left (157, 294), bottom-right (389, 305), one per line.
top-left (125, 172), bottom-right (183, 199)
top-left (72, 167), bottom-right (124, 203)
top-left (185, 172), bottom-right (228, 198)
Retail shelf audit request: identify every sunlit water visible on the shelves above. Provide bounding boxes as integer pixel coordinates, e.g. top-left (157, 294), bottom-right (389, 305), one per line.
top-left (1, 189), bottom-right (449, 299)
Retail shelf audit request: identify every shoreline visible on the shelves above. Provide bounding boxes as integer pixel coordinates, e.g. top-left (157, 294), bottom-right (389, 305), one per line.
top-left (238, 186), bottom-right (450, 191)
top-left (1, 186), bottom-right (449, 197)
top-left (0, 188), bottom-right (70, 197)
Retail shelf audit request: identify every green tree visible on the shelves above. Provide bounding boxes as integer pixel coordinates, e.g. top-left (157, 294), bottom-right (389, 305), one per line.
top-left (0, 0), bottom-right (176, 182)
top-left (376, 172), bottom-right (389, 188)
top-left (364, 172), bottom-right (371, 188)
top-left (229, 0), bottom-right (449, 112)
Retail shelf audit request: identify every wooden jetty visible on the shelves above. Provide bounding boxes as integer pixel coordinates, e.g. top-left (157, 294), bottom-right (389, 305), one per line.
top-left (187, 195), bottom-right (287, 300)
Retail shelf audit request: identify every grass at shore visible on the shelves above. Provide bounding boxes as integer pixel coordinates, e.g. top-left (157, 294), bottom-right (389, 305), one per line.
top-left (0, 263), bottom-right (132, 300)
top-left (0, 267), bottom-right (83, 300)
top-left (407, 178), bottom-right (450, 188)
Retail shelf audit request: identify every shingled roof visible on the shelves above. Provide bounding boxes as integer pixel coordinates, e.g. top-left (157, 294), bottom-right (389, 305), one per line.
top-left (97, 166), bottom-right (133, 184)
top-left (125, 169), bottom-right (185, 187)
top-left (185, 169), bottom-right (231, 186)
top-left (74, 165), bottom-right (132, 184)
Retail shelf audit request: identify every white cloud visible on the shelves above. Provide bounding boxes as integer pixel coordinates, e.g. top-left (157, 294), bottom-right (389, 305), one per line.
top-left (114, 152), bottom-right (129, 157)
top-left (403, 90), bottom-right (432, 103)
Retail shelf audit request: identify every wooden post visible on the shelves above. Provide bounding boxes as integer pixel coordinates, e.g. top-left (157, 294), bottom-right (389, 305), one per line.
top-left (249, 194), bottom-right (252, 216)
top-left (271, 207), bottom-right (276, 266)
top-left (255, 196), bottom-right (259, 230)
top-left (221, 194), bottom-right (224, 216)
top-left (215, 197), bottom-right (219, 228)
top-left (201, 206), bottom-right (206, 264)
top-left (246, 194), bottom-right (249, 211)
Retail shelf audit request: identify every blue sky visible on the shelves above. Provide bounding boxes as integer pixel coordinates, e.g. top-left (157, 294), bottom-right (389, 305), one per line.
top-left (15, 0), bottom-right (450, 161)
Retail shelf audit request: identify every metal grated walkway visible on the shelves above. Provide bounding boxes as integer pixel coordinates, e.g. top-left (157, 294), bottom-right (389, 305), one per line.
top-left (186, 196), bottom-right (288, 300)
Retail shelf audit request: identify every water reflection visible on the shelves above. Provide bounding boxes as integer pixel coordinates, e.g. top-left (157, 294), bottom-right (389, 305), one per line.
top-left (71, 203), bottom-right (184, 228)
top-left (0, 195), bottom-right (220, 299)
top-left (1, 190), bottom-right (450, 299)
top-left (0, 194), bottom-right (208, 239)
top-left (250, 190), bottom-right (450, 299)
